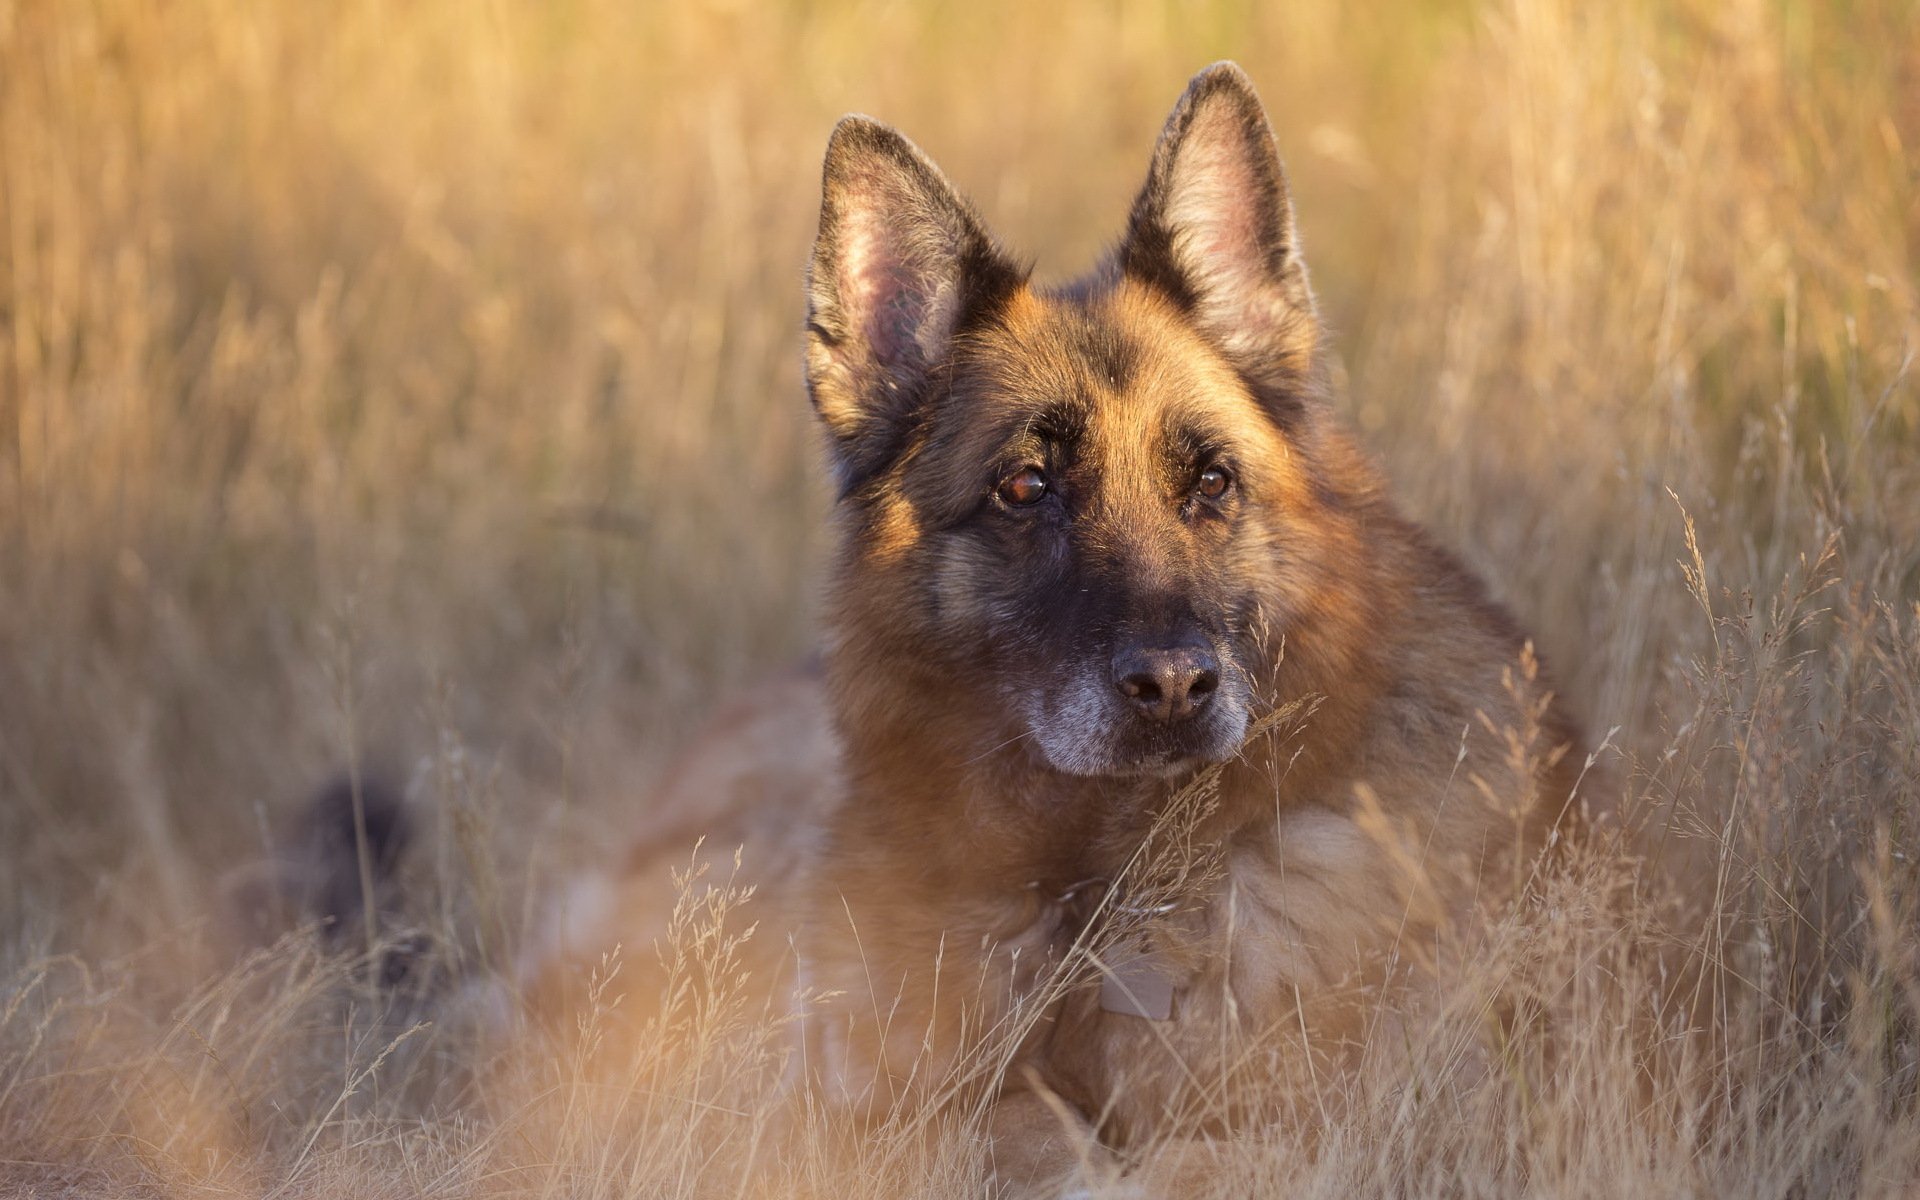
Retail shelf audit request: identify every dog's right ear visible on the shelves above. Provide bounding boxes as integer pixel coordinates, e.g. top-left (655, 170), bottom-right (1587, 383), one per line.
top-left (806, 117), bottom-right (1022, 491)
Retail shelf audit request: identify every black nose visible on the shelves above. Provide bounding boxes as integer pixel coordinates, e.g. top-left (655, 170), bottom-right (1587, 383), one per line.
top-left (1111, 643), bottom-right (1220, 724)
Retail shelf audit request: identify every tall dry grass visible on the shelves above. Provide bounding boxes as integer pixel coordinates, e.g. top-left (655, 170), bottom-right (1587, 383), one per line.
top-left (2, 0), bottom-right (1917, 1195)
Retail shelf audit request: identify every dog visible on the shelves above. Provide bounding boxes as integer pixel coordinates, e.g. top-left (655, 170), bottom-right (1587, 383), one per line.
top-left (528, 60), bottom-right (1585, 1195)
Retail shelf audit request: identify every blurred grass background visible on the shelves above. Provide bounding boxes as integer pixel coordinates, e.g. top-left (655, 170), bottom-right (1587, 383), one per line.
top-left (2, 0), bottom-right (1918, 1194)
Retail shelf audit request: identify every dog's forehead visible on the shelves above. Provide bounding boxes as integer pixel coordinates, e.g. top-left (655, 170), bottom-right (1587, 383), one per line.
top-left (905, 280), bottom-right (1291, 525)
top-left (949, 280), bottom-right (1272, 455)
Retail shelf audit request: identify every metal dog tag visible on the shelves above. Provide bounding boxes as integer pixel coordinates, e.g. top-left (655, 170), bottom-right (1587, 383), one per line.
top-left (1099, 942), bottom-right (1177, 1021)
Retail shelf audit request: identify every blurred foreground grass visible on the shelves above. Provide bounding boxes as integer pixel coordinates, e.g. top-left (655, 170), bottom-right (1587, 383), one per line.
top-left (2, 0), bottom-right (1918, 1195)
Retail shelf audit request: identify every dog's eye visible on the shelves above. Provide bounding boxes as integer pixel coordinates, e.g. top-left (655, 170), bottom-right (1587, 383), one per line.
top-left (1195, 466), bottom-right (1231, 500)
top-left (998, 467), bottom-right (1049, 506)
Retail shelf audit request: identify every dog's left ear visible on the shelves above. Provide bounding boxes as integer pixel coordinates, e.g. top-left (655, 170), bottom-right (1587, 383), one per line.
top-left (1121, 63), bottom-right (1318, 397)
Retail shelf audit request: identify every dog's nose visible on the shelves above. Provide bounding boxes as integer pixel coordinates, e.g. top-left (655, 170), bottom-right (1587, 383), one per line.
top-left (1112, 643), bottom-right (1220, 724)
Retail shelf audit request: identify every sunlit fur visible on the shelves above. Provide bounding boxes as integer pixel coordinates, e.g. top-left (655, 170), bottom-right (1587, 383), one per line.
top-left (516, 65), bottom-right (1588, 1197)
top-left (784, 64), bottom-right (1588, 1189)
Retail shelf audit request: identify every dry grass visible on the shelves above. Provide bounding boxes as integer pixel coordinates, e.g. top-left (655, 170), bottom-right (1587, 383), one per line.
top-left (3, 0), bottom-right (1918, 1194)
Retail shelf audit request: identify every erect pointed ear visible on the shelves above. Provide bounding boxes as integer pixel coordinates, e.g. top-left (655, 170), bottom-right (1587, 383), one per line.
top-left (1120, 63), bottom-right (1318, 401)
top-left (806, 117), bottom-right (1023, 490)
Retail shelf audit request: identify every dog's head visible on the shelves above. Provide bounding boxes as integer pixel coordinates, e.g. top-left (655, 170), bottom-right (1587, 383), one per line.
top-left (807, 63), bottom-right (1347, 778)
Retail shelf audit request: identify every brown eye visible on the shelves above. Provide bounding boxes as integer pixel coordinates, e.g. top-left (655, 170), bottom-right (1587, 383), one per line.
top-left (1196, 466), bottom-right (1231, 500)
top-left (998, 466), bottom-right (1049, 506)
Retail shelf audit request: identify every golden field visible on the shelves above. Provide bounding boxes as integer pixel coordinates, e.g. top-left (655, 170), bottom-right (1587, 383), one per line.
top-left (1, 0), bottom-right (1918, 1194)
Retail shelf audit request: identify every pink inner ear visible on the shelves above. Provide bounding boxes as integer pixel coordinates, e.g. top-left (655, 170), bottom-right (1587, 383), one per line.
top-left (1165, 106), bottom-right (1289, 339)
top-left (834, 169), bottom-right (933, 370)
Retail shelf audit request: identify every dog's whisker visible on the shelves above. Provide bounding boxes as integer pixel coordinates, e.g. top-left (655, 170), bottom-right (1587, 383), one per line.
top-left (962, 730), bottom-right (1034, 766)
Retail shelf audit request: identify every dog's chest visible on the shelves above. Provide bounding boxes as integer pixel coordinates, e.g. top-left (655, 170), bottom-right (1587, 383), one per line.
top-left (1025, 807), bottom-right (1394, 1141)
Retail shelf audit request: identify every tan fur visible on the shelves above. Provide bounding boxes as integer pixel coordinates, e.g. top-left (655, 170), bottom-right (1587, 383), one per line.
top-left (532, 63), bottom-right (1585, 1197)
top-left (521, 672), bottom-right (836, 1021)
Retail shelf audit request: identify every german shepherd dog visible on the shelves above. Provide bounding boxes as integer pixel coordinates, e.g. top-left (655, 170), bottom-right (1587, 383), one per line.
top-left (520, 61), bottom-right (1583, 1195)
